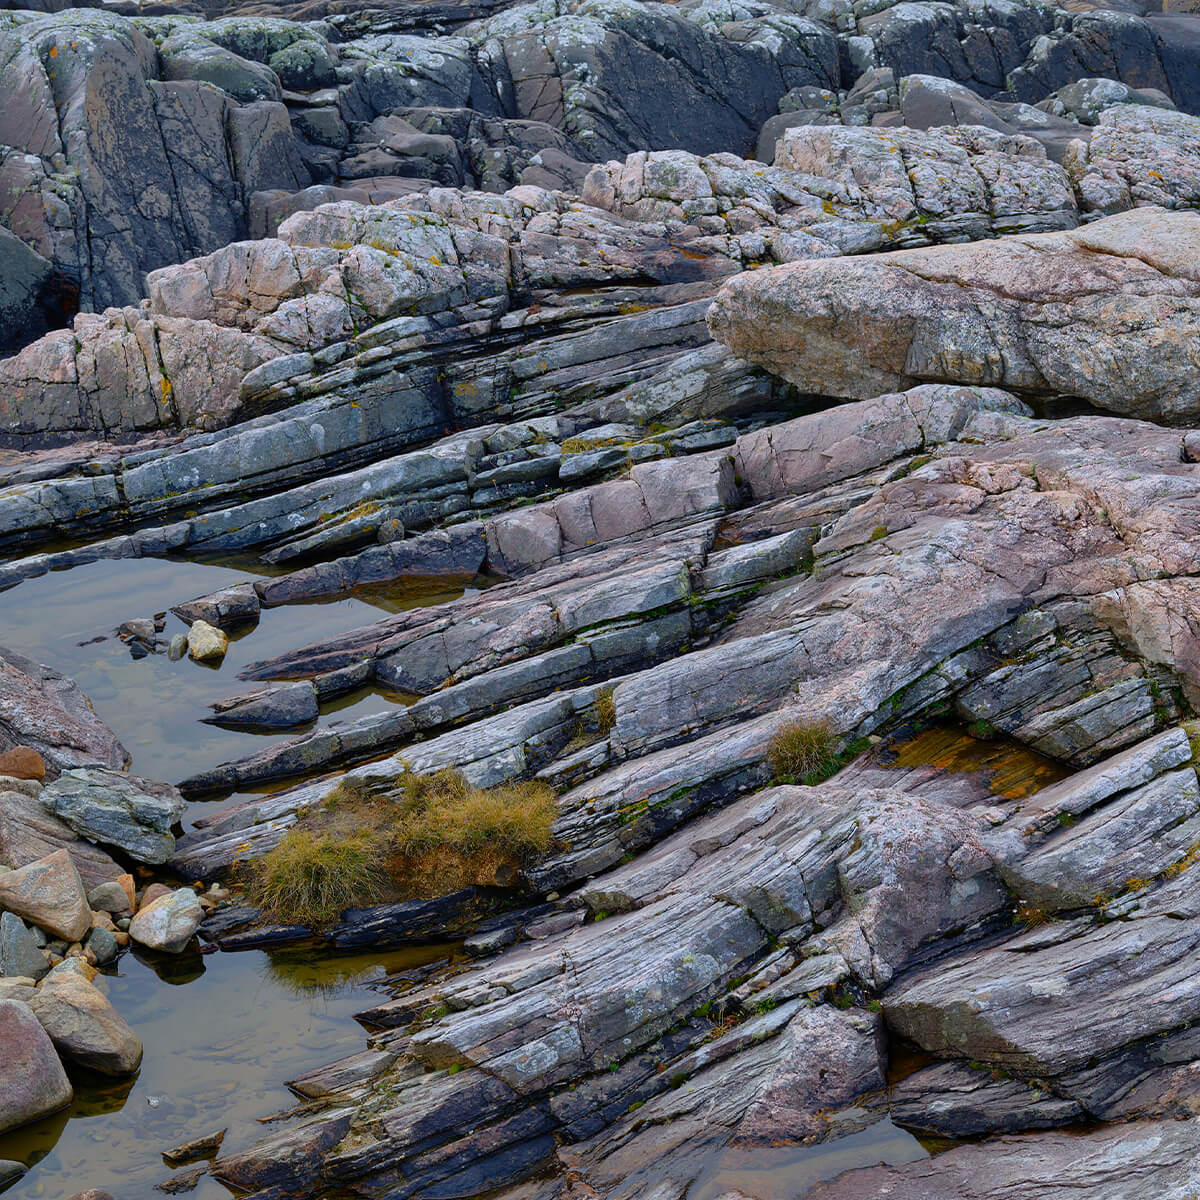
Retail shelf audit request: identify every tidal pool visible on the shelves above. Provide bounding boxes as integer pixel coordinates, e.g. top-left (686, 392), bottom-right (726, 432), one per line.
top-left (0, 941), bottom-right (457, 1200)
top-left (0, 555), bottom-right (485, 793)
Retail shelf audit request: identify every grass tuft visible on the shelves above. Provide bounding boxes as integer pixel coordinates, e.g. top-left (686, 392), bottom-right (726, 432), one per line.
top-left (596, 687), bottom-right (617, 734)
top-left (246, 828), bottom-right (387, 927)
top-left (243, 769), bottom-right (558, 927)
top-left (766, 720), bottom-right (841, 785)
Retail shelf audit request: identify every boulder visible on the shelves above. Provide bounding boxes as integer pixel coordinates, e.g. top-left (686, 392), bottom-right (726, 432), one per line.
top-left (0, 998), bottom-right (72, 1134)
top-left (0, 848), bottom-right (91, 943)
top-left (129, 888), bottom-right (204, 954)
top-left (28, 969), bottom-right (143, 1076)
top-left (187, 620), bottom-right (230, 663)
top-left (40, 768), bottom-right (187, 865)
top-left (708, 207), bottom-right (1200, 422)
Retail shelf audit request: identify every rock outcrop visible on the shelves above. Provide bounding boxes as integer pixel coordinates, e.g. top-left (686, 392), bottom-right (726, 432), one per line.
top-left (709, 206), bottom-right (1200, 421)
top-left (6, 0), bottom-right (1200, 1194)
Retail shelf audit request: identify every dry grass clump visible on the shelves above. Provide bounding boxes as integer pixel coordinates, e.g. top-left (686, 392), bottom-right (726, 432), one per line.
top-left (246, 827), bottom-right (387, 927)
top-left (244, 769), bottom-right (558, 926)
top-left (766, 719), bottom-right (841, 784)
top-left (392, 768), bottom-right (557, 894)
top-left (596, 687), bottom-right (617, 734)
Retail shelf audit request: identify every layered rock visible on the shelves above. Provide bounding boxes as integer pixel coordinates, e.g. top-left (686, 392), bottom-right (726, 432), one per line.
top-left (708, 206), bottom-right (1200, 421)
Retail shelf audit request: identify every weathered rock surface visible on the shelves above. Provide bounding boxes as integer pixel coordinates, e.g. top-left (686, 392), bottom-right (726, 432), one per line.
top-left (0, 780), bottom-right (123, 891)
top-left (40, 768), bottom-right (187, 865)
top-left (0, 998), bottom-right (72, 1134)
top-left (807, 1119), bottom-right (1200, 1199)
top-left (0, 649), bottom-right (128, 777)
top-left (6, 4), bottom-right (1200, 1194)
top-left (709, 206), bottom-right (1200, 421)
top-left (0, 848), bottom-right (91, 943)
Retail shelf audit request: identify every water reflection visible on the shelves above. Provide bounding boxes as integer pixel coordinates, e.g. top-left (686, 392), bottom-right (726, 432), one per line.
top-left (688, 1118), bottom-right (928, 1200)
top-left (0, 556), bottom-right (487, 790)
top-left (0, 943), bottom-right (456, 1200)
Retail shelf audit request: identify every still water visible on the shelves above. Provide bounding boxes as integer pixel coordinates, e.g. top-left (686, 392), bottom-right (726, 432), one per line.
top-left (0, 556), bottom-right (476, 1198)
top-left (0, 556), bottom-right (482, 791)
top-left (0, 941), bottom-right (456, 1200)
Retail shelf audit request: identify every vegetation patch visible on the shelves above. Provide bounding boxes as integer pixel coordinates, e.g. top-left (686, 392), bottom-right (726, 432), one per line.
top-left (246, 828), bottom-right (387, 927)
top-left (766, 720), bottom-right (866, 786)
top-left (243, 768), bottom-right (558, 927)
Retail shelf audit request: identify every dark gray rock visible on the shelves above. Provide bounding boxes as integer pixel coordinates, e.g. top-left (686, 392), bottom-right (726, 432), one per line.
top-left (40, 767), bottom-right (186, 864)
top-left (0, 911), bottom-right (48, 981)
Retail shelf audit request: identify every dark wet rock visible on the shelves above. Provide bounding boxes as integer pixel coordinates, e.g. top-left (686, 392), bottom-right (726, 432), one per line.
top-left (40, 768), bottom-right (187, 865)
top-left (208, 682), bottom-right (319, 730)
top-left (0, 998), bottom-right (72, 1134)
top-left (172, 583), bottom-right (261, 629)
top-left (163, 1127), bottom-right (227, 1166)
top-left (889, 1060), bottom-right (1085, 1137)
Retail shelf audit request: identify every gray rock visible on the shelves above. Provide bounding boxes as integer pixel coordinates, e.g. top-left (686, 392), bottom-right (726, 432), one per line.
top-left (807, 1119), bottom-right (1200, 1199)
top-left (172, 583), bottom-right (261, 629)
top-left (0, 912), bottom-right (48, 981)
top-left (207, 682), bottom-right (319, 729)
top-left (41, 768), bottom-right (186, 865)
top-left (0, 999), bottom-right (72, 1134)
top-left (86, 927), bottom-right (119, 966)
top-left (889, 1060), bottom-right (1084, 1137)
top-left (86, 882), bottom-right (132, 915)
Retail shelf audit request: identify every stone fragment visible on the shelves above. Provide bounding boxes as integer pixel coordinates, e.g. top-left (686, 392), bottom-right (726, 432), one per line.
top-left (187, 620), bottom-right (229, 663)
